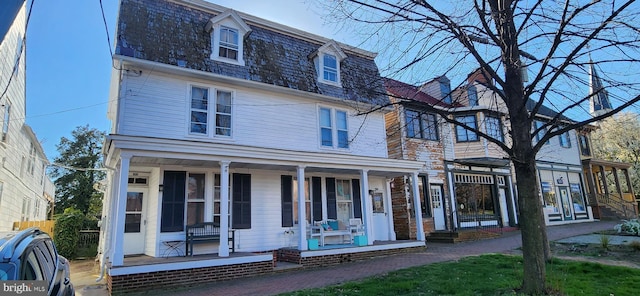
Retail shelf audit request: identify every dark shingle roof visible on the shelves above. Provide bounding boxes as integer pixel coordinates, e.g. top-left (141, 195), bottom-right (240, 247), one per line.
top-left (115, 0), bottom-right (388, 106)
top-left (383, 77), bottom-right (454, 107)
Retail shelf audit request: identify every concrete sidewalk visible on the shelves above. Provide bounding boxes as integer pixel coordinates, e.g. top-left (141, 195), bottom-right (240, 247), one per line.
top-left (70, 220), bottom-right (619, 296)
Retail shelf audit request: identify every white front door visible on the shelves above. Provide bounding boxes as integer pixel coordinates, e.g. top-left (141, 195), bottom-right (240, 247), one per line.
top-left (430, 185), bottom-right (446, 230)
top-left (371, 192), bottom-right (389, 241)
top-left (123, 188), bottom-right (147, 255)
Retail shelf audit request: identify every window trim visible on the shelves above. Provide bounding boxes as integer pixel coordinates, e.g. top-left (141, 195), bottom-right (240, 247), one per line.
top-left (206, 10), bottom-right (251, 66)
top-left (314, 41), bottom-right (347, 86)
top-left (2, 103), bottom-right (10, 142)
top-left (405, 109), bottom-right (439, 141)
top-left (187, 85), bottom-right (234, 138)
top-left (318, 106), bottom-right (350, 150)
top-left (455, 114), bottom-right (479, 142)
top-left (559, 131), bottom-right (572, 148)
top-left (484, 115), bottom-right (504, 143)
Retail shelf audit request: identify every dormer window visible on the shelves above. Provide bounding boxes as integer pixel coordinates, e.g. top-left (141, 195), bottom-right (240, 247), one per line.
top-left (312, 41), bottom-right (347, 86)
top-left (219, 26), bottom-right (239, 60)
top-left (206, 9), bottom-right (251, 66)
top-left (323, 54), bottom-right (338, 82)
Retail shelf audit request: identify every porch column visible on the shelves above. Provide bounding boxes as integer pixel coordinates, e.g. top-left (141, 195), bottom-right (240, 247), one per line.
top-left (584, 162), bottom-right (596, 205)
top-left (297, 166), bottom-right (308, 251)
top-left (411, 172), bottom-right (425, 241)
top-left (623, 169), bottom-right (634, 196)
top-left (360, 169), bottom-right (373, 245)
top-left (599, 165), bottom-right (610, 196)
top-left (219, 161), bottom-right (231, 257)
top-left (385, 179), bottom-right (396, 240)
top-left (111, 154), bottom-right (131, 266)
top-left (613, 168), bottom-right (623, 197)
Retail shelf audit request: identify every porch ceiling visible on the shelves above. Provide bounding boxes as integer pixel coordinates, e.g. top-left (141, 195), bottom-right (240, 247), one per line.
top-left (130, 156), bottom-right (404, 177)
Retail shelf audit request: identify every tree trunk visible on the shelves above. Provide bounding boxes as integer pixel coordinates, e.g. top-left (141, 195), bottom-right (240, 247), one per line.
top-left (513, 153), bottom-right (549, 294)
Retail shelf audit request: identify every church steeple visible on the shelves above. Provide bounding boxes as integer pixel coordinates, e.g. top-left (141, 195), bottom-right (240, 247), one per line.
top-left (589, 61), bottom-right (612, 117)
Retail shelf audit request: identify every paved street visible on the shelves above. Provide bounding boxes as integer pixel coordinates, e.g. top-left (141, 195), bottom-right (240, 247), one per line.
top-left (71, 220), bottom-right (619, 296)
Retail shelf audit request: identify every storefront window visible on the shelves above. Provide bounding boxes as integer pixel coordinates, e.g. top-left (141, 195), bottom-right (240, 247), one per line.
top-left (542, 182), bottom-right (558, 212)
top-left (455, 183), bottom-right (495, 221)
top-left (570, 183), bottom-right (586, 212)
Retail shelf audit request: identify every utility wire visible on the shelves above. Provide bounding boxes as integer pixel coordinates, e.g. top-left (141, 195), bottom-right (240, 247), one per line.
top-left (0, 0), bottom-right (35, 102)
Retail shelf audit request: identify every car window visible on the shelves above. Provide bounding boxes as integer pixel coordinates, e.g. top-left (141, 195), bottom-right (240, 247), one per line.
top-left (0, 263), bottom-right (14, 280)
top-left (22, 251), bottom-right (44, 281)
top-left (34, 244), bottom-right (54, 283)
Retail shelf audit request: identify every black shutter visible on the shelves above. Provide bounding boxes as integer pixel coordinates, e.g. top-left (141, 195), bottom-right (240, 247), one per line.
top-left (352, 179), bottom-right (362, 219)
top-left (312, 177), bottom-right (322, 221)
top-left (161, 171), bottom-right (186, 232)
top-left (281, 175), bottom-right (293, 227)
top-left (232, 173), bottom-right (251, 229)
top-left (326, 178), bottom-right (337, 220)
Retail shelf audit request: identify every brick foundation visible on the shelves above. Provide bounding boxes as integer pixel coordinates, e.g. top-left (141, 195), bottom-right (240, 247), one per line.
top-left (277, 245), bottom-right (425, 269)
top-left (107, 261), bottom-right (272, 295)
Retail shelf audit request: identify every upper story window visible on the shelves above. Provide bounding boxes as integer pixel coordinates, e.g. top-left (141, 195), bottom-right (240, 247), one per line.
top-left (439, 76), bottom-right (452, 104)
top-left (455, 115), bottom-right (479, 142)
top-left (189, 86), bottom-right (233, 137)
top-left (313, 41), bottom-right (347, 86)
top-left (323, 54), bottom-right (338, 82)
top-left (579, 134), bottom-right (591, 156)
top-left (2, 103), bottom-right (10, 142)
top-left (467, 86), bottom-right (478, 106)
top-left (206, 9), bottom-right (251, 66)
top-left (405, 110), bottom-right (438, 141)
top-left (533, 120), bottom-right (550, 145)
top-left (485, 115), bottom-right (503, 142)
top-left (319, 107), bottom-right (349, 149)
top-left (559, 131), bottom-right (571, 148)
top-left (219, 26), bottom-right (239, 60)
top-left (27, 142), bottom-right (36, 176)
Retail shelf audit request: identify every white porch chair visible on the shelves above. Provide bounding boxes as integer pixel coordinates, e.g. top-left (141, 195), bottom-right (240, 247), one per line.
top-left (348, 218), bottom-right (364, 236)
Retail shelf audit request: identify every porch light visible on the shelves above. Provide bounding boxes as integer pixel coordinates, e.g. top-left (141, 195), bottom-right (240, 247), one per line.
top-left (159, 184), bottom-right (164, 192)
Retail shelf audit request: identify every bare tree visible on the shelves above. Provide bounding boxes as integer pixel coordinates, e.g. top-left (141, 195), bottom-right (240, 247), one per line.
top-left (322, 0), bottom-right (640, 294)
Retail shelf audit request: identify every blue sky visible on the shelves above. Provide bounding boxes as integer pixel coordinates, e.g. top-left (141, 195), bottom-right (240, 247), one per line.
top-left (26, 0), bottom-right (337, 160)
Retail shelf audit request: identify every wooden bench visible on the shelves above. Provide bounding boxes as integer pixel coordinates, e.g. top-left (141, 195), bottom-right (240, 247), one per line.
top-left (310, 220), bottom-right (352, 246)
top-left (185, 222), bottom-right (235, 256)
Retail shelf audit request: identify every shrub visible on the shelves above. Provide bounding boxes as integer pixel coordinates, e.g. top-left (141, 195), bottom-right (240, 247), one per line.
top-left (54, 208), bottom-right (84, 259)
top-left (599, 234), bottom-right (610, 250)
top-left (629, 241), bottom-right (640, 251)
top-left (614, 218), bottom-right (640, 236)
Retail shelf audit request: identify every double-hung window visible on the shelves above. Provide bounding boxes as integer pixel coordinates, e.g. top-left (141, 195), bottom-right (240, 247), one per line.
top-left (2, 104), bottom-right (10, 142)
top-left (319, 107), bottom-right (349, 149)
top-left (455, 115), bottom-right (479, 142)
top-left (467, 86), bottom-right (478, 106)
top-left (323, 54), bottom-right (338, 82)
top-left (533, 120), bottom-right (550, 145)
top-left (405, 110), bottom-right (438, 140)
top-left (559, 131), bottom-right (571, 148)
top-left (485, 115), bottom-right (503, 142)
top-left (336, 179), bottom-right (353, 223)
top-left (186, 173), bottom-right (205, 225)
top-left (219, 26), bottom-right (239, 60)
top-left (189, 86), bottom-right (233, 137)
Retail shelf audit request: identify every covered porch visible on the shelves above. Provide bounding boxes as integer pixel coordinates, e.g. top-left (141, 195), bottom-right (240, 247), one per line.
top-left (582, 159), bottom-right (638, 219)
top-left (100, 135), bottom-right (428, 294)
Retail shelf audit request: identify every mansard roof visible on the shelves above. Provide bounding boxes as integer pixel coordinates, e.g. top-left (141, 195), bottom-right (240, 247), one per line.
top-left (114, 0), bottom-right (388, 106)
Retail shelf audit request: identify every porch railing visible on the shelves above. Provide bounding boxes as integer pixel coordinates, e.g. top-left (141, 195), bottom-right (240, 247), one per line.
top-left (595, 193), bottom-right (638, 219)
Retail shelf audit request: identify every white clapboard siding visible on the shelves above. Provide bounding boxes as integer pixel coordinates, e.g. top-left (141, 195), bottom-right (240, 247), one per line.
top-left (117, 72), bottom-right (389, 158)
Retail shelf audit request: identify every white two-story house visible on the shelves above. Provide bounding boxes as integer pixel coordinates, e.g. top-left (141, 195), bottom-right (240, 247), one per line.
top-left (99, 0), bottom-right (426, 294)
top-left (0, 0), bottom-right (55, 231)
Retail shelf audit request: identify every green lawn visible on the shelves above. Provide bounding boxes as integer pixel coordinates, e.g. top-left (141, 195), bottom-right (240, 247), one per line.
top-left (280, 254), bottom-right (640, 295)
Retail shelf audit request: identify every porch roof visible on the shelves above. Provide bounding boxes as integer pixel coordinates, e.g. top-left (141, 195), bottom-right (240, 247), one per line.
top-left (104, 134), bottom-right (425, 177)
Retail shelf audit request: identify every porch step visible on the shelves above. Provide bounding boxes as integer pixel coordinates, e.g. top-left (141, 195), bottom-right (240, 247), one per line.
top-left (427, 228), bottom-right (510, 244)
top-left (273, 261), bottom-right (304, 273)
